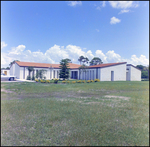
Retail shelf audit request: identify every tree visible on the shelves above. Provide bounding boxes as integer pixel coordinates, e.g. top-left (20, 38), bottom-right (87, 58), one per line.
top-left (65, 58), bottom-right (72, 63)
top-left (82, 57), bottom-right (89, 65)
top-left (78, 56), bottom-right (85, 65)
top-left (79, 64), bottom-right (89, 80)
top-left (35, 69), bottom-right (47, 79)
top-left (9, 60), bottom-right (20, 67)
top-left (78, 56), bottom-right (89, 65)
top-left (136, 65), bottom-right (145, 71)
top-left (136, 65), bottom-right (149, 79)
top-left (142, 71), bottom-right (148, 78)
top-left (90, 57), bottom-right (103, 66)
top-left (59, 59), bottom-right (70, 80)
top-left (26, 66), bottom-right (35, 77)
top-left (6, 67), bottom-right (10, 69)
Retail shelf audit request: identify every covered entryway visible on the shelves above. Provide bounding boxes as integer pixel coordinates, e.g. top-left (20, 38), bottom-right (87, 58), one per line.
top-left (71, 71), bottom-right (78, 79)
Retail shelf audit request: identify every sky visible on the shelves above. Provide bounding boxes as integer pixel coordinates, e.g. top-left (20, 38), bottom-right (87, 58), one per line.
top-left (1, 1), bottom-right (149, 68)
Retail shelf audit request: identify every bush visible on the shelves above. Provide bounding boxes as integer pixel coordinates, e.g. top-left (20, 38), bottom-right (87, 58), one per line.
top-left (77, 80), bottom-right (82, 83)
top-left (91, 80), bottom-right (94, 82)
top-left (54, 79), bottom-right (59, 83)
top-left (46, 80), bottom-right (50, 83)
top-left (40, 79), bottom-right (46, 83)
top-left (82, 80), bottom-right (86, 83)
top-left (35, 79), bottom-right (39, 82)
top-left (94, 79), bottom-right (100, 82)
top-left (87, 80), bottom-right (91, 83)
top-left (27, 76), bottom-right (31, 80)
top-left (62, 81), bottom-right (66, 83)
top-left (72, 81), bottom-right (76, 84)
top-left (66, 81), bottom-right (70, 84)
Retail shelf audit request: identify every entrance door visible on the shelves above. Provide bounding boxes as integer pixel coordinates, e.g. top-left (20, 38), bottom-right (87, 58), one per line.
top-left (4, 71), bottom-right (7, 75)
top-left (111, 71), bottom-right (114, 81)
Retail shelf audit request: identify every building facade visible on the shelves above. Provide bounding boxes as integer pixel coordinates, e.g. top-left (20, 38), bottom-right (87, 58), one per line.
top-left (10, 61), bottom-right (141, 81)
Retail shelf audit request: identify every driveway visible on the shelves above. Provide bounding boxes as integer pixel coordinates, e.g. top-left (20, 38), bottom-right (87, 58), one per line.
top-left (1, 79), bottom-right (36, 83)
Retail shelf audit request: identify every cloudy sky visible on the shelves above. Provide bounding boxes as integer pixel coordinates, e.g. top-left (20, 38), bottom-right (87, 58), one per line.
top-left (1, 1), bottom-right (149, 68)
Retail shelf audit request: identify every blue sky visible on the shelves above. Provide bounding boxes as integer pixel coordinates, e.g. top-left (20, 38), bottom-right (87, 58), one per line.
top-left (1, 1), bottom-right (149, 68)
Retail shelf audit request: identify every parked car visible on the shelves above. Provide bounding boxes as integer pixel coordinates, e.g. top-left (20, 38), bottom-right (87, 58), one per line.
top-left (1, 73), bottom-right (16, 81)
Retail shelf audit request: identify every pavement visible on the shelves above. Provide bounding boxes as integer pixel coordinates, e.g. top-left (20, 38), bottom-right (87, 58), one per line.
top-left (1, 79), bottom-right (36, 82)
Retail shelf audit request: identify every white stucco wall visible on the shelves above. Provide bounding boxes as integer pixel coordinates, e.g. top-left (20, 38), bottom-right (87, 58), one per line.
top-left (19, 67), bottom-right (24, 79)
top-left (10, 63), bottom-right (15, 76)
top-left (1, 69), bottom-right (10, 76)
top-left (127, 65), bottom-right (141, 81)
top-left (100, 63), bottom-right (126, 81)
top-left (15, 63), bottom-right (20, 79)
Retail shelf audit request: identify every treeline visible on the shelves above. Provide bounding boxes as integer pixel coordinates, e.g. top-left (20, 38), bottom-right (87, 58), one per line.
top-left (136, 65), bottom-right (149, 79)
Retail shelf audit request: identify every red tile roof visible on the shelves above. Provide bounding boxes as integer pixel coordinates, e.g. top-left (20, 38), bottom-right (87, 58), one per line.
top-left (15, 61), bottom-right (81, 69)
top-left (15, 61), bottom-right (127, 69)
top-left (89, 62), bottom-right (127, 68)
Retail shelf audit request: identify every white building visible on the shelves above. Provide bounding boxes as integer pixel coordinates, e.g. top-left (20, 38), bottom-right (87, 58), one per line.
top-left (10, 61), bottom-right (141, 81)
top-left (1, 69), bottom-right (10, 76)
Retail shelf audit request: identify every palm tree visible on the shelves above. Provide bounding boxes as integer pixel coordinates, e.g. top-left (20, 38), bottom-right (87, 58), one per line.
top-left (78, 56), bottom-right (85, 65)
top-left (26, 66), bottom-right (34, 77)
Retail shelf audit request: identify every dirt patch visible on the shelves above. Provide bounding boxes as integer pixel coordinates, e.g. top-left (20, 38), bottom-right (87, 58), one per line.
top-left (104, 95), bottom-right (130, 101)
top-left (1, 88), bottom-right (15, 94)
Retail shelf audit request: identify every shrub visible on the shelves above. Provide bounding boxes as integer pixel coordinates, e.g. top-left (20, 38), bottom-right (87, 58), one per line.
top-left (72, 81), bottom-right (76, 84)
top-left (77, 80), bottom-right (82, 83)
top-left (54, 79), bottom-right (59, 83)
top-left (82, 80), bottom-right (86, 83)
top-left (62, 81), bottom-right (66, 83)
top-left (94, 79), bottom-right (100, 82)
top-left (40, 79), bottom-right (46, 83)
top-left (27, 75), bottom-right (31, 80)
top-left (35, 79), bottom-right (39, 82)
top-left (91, 80), bottom-right (94, 82)
top-left (46, 80), bottom-right (50, 83)
top-left (87, 80), bottom-right (91, 83)
top-left (66, 81), bottom-right (70, 84)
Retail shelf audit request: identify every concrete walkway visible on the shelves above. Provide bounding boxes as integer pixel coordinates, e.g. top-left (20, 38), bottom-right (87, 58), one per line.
top-left (1, 79), bottom-right (36, 83)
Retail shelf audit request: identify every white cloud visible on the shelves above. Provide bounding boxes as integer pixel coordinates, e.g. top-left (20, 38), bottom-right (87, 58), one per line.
top-left (102, 1), bottom-right (106, 7)
top-left (1, 41), bottom-right (7, 49)
top-left (95, 50), bottom-right (107, 63)
top-left (118, 9), bottom-right (130, 14)
top-left (106, 50), bottom-right (122, 62)
top-left (110, 17), bottom-right (121, 24)
top-left (67, 1), bottom-right (82, 7)
top-left (1, 43), bottom-right (149, 67)
top-left (130, 55), bottom-right (149, 66)
top-left (109, 1), bottom-right (139, 9)
top-left (9, 45), bottom-right (26, 55)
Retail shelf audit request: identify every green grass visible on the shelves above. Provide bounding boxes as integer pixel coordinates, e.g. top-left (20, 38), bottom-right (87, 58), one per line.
top-left (1, 81), bottom-right (149, 146)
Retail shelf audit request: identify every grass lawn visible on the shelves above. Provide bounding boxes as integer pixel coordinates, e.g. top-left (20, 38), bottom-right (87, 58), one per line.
top-left (1, 81), bottom-right (149, 146)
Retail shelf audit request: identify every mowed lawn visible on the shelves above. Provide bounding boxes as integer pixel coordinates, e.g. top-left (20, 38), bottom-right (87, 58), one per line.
top-left (1, 81), bottom-right (149, 146)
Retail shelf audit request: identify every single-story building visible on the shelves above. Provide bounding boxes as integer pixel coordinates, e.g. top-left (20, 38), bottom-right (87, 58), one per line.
top-left (1, 69), bottom-right (10, 76)
top-left (10, 61), bottom-right (141, 81)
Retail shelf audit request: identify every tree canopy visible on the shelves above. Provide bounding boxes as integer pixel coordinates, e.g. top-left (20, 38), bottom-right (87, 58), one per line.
top-left (9, 60), bottom-right (20, 67)
top-left (89, 57), bottom-right (103, 66)
top-left (136, 65), bottom-right (149, 79)
top-left (26, 66), bottom-right (35, 77)
top-left (78, 56), bottom-right (89, 65)
top-left (59, 58), bottom-right (71, 80)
